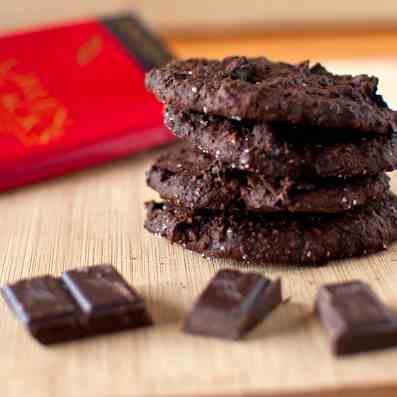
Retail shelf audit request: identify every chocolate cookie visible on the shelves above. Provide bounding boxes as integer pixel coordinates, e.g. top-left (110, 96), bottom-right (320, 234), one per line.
top-left (165, 107), bottom-right (397, 178)
top-left (144, 194), bottom-right (397, 265)
top-left (147, 142), bottom-right (390, 213)
top-left (146, 57), bottom-right (397, 134)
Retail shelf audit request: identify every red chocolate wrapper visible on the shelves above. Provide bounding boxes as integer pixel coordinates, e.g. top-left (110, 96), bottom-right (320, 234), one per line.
top-left (0, 14), bottom-right (175, 191)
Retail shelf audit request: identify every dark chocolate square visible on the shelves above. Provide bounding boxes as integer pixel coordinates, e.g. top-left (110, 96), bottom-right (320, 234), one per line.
top-left (316, 281), bottom-right (397, 355)
top-left (62, 265), bottom-right (153, 334)
top-left (1, 276), bottom-right (82, 344)
top-left (184, 269), bottom-right (282, 340)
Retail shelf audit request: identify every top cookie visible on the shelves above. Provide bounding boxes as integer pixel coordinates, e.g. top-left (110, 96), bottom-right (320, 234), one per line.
top-left (146, 56), bottom-right (397, 134)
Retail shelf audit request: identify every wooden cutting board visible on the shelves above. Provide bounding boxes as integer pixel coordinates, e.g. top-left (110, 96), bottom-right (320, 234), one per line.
top-left (1, 60), bottom-right (397, 397)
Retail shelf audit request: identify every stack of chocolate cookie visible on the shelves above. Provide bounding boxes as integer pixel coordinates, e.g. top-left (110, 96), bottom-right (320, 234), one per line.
top-left (144, 57), bottom-right (397, 265)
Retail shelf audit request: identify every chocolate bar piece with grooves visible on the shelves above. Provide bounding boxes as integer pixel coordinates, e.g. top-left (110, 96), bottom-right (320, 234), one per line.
top-left (1, 276), bottom-right (83, 344)
top-left (184, 269), bottom-right (282, 340)
top-left (316, 281), bottom-right (397, 355)
top-left (62, 265), bottom-right (153, 335)
top-left (1, 265), bottom-right (152, 345)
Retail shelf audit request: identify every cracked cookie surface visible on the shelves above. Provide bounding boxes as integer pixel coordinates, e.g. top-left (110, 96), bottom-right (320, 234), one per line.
top-left (145, 194), bottom-right (397, 266)
top-left (147, 142), bottom-right (390, 213)
top-left (146, 57), bottom-right (397, 134)
top-left (165, 107), bottom-right (397, 178)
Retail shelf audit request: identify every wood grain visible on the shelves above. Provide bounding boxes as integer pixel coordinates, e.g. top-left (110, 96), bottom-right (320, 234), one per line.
top-left (1, 61), bottom-right (397, 397)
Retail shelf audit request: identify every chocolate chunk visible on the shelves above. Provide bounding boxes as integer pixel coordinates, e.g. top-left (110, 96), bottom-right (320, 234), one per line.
top-left (147, 141), bottom-right (390, 213)
top-left (144, 194), bottom-right (397, 266)
top-left (146, 56), bottom-right (397, 134)
top-left (164, 107), bottom-right (397, 178)
top-left (1, 265), bottom-right (152, 345)
top-left (184, 269), bottom-right (282, 339)
top-left (1, 276), bottom-right (82, 344)
top-left (316, 281), bottom-right (397, 355)
top-left (62, 265), bottom-right (153, 334)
